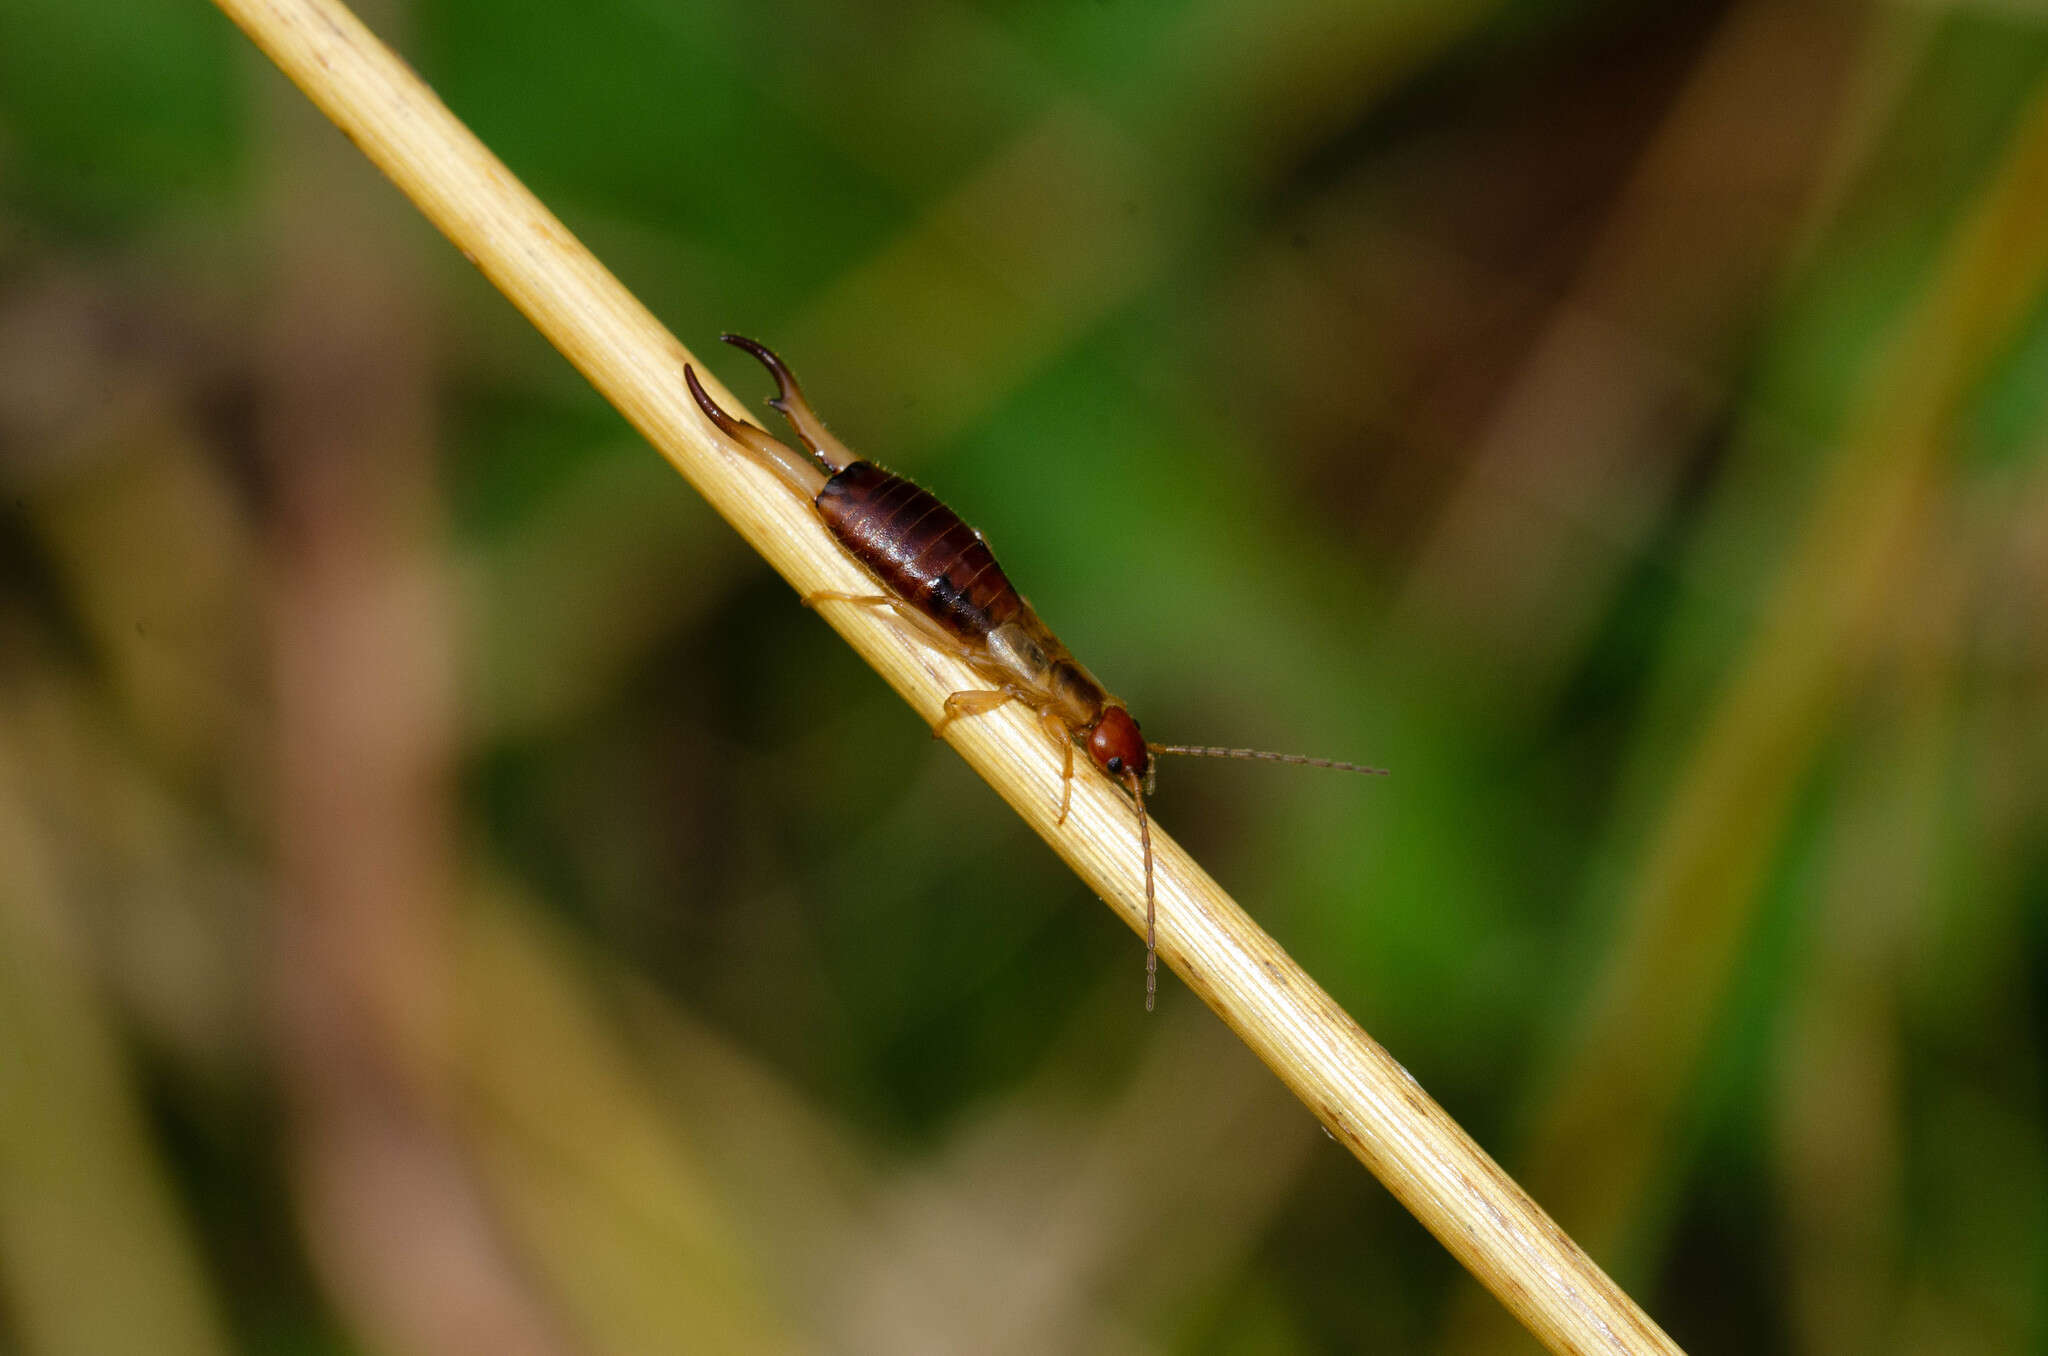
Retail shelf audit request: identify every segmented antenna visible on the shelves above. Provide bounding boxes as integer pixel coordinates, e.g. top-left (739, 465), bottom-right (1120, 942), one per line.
top-left (1130, 776), bottom-right (1156, 1012)
top-left (1148, 745), bottom-right (1389, 776)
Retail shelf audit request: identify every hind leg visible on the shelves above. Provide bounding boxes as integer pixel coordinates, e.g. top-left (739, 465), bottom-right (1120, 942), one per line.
top-left (804, 591), bottom-right (984, 667)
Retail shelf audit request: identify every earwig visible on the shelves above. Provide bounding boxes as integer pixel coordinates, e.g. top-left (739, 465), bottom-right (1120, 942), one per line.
top-left (686, 336), bottom-right (1385, 1010)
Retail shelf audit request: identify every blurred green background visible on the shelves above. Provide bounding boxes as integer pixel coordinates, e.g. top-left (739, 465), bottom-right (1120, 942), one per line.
top-left (3, 0), bottom-right (2047, 1351)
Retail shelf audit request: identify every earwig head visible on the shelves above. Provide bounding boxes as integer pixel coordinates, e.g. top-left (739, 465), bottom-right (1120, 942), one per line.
top-left (1087, 705), bottom-right (1150, 785)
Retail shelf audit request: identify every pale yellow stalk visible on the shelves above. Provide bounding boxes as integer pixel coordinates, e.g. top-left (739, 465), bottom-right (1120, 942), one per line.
top-left (208, 1), bottom-right (1682, 1350)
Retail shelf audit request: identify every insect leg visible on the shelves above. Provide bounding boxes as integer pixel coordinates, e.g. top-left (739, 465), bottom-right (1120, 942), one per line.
top-left (1037, 708), bottom-right (1075, 826)
top-left (808, 592), bottom-right (1065, 812)
top-left (801, 590), bottom-right (898, 610)
top-left (932, 686), bottom-right (1030, 740)
top-left (805, 590), bottom-right (985, 665)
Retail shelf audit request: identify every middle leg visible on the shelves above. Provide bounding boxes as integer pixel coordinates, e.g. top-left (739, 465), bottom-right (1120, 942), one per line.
top-left (932, 685), bottom-right (1033, 741)
top-left (809, 591), bottom-right (1076, 821)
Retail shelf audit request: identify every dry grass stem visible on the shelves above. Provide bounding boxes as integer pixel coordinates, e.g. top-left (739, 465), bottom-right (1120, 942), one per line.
top-left (210, 0), bottom-right (1682, 1350)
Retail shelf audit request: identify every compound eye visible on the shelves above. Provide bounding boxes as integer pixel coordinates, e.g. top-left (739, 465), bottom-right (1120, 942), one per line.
top-left (1106, 756), bottom-right (1124, 775)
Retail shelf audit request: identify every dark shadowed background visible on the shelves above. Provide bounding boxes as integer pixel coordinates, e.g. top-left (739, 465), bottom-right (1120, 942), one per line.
top-left (2, 0), bottom-right (2046, 1351)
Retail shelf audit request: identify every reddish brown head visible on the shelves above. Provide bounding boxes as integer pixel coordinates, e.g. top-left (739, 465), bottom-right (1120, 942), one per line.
top-left (1086, 705), bottom-right (1149, 785)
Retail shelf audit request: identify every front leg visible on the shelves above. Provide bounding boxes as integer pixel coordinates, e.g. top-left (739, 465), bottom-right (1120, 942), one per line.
top-left (1038, 707), bottom-right (1076, 826)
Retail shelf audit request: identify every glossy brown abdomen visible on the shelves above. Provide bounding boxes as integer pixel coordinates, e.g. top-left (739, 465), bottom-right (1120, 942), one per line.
top-left (816, 461), bottom-right (1023, 642)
